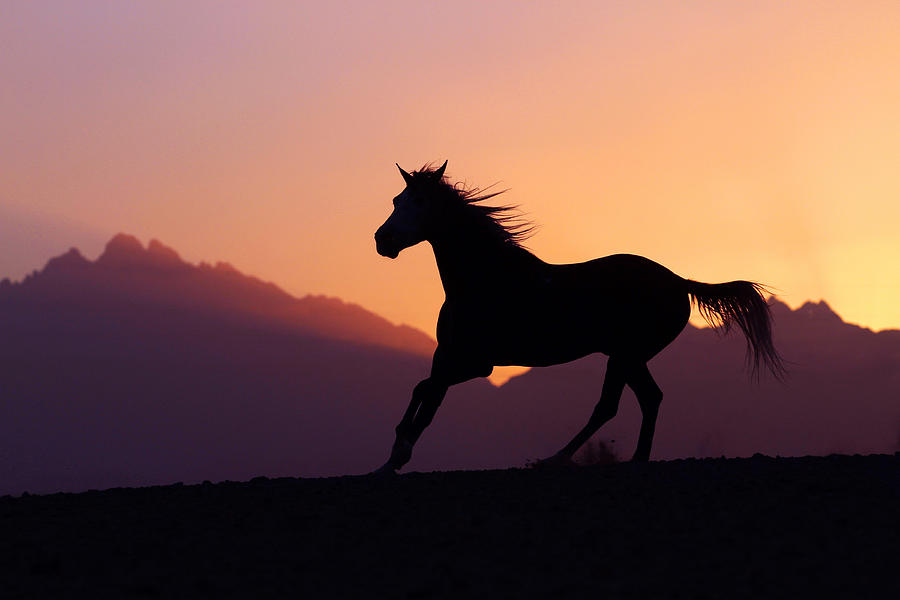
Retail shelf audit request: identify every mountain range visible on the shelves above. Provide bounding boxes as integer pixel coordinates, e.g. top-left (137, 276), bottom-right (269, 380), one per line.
top-left (1, 235), bottom-right (897, 495)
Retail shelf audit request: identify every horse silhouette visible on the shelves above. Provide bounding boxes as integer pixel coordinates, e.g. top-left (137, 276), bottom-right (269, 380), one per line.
top-left (373, 161), bottom-right (784, 473)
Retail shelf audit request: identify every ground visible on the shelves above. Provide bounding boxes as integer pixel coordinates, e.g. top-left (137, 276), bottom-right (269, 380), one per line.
top-left (1, 454), bottom-right (897, 598)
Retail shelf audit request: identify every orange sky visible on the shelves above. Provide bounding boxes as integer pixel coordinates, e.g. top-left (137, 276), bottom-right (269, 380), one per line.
top-left (2, 1), bottom-right (899, 345)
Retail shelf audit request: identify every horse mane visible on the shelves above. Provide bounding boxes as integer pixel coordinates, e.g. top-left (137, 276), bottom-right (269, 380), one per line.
top-left (409, 164), bottom-right (534, 248)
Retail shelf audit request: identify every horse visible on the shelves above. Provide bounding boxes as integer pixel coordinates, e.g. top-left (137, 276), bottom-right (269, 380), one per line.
top-left (373, 160), bottom-right (784, 474)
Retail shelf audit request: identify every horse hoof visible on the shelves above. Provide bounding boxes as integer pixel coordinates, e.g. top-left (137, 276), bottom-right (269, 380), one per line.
top-left (369, 462), bottom-right (398, 477)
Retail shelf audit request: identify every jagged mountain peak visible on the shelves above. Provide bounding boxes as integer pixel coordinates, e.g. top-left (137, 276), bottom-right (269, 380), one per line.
top-left (147, 238), bottom-right (183, 263)
top-left (43, 247), bottom-right (89, 273)
top-left (99, 233), bottom-right (144, 260)
top-left (796, 300), bottom-right (842, 323)
top-left (95, 233), bottom-right (187, 270)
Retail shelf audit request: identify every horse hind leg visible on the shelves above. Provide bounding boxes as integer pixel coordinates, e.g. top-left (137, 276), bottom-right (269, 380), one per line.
top-left (627, 363), bottom-right (663, 462)
top-left (541, 357), bottom-right (627, 465)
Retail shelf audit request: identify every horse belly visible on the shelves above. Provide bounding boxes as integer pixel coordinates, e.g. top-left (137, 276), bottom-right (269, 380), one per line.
top-left (485, 286), bottom-right (687, 366)
top-left (483, 310), bottom-right (610, 367)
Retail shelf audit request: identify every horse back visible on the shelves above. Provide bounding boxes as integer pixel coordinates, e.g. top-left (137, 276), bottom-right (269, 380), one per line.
top-left (435, 253), bottom-right (692, 370)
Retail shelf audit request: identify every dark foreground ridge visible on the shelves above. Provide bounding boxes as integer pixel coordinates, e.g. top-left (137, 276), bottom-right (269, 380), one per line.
top-left (2, 454), bottom-right (897, 599)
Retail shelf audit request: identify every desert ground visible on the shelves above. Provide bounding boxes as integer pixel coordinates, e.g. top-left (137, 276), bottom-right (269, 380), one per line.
top-left (2, 454), bottom-right (897, 599)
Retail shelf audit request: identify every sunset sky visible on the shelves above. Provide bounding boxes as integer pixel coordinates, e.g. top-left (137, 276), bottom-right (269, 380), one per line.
top-left (2, 1), bottom-right (899, 344)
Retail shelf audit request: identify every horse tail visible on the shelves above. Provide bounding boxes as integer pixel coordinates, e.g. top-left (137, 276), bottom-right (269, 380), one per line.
top-left (685, 279), bottom-right (786, 380)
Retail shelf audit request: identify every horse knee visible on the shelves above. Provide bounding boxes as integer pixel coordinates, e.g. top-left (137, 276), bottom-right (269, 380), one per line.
top-left (412, 378), bottom-right (434, 398)
top-left (413, 378), bottom-right (444, 405)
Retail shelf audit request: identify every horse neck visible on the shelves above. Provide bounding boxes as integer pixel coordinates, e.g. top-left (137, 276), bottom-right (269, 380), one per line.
top-left (428, 231), bottom-right (527, 298)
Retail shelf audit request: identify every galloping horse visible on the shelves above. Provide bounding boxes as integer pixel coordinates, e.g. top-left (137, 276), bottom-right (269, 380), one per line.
top-left (373, 161), bottom-right (783, 473)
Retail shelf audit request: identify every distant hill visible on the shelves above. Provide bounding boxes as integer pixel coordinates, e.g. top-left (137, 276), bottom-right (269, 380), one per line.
top-left (0, 233), bottom-right (436, 358)
top-left (0, 236), bottom-right (897, 495)
top-left (0, 235), bottom-right (440, 495)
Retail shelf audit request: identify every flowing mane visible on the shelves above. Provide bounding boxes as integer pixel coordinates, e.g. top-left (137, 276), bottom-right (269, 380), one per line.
top-left (409, 164), bottom-right (534, 248)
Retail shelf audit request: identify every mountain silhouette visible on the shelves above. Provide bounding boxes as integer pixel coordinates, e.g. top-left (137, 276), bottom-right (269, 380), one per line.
top-left (1, 236), bottom-right (897, 495)
top-left (0, 235), bottom-right (443, 495)
top-left (3, 234), bottom-right (435, 357)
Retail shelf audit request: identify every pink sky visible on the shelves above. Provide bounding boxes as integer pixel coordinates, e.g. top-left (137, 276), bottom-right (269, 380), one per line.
top-left (2, 1), bottom-right (899, 342)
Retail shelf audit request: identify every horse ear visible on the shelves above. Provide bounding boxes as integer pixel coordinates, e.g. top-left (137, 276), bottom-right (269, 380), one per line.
top-left (434, 160), bottom-right (448, 180)
top-left (396, 163), bottom-right (413, 185)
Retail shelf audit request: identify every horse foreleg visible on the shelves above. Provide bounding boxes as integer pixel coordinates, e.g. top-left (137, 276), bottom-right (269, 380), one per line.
top-left (375, 377), bottom-right (448, 473)
top-left (627, 363), bottom-right (663, 462)
top-left (540, 357), bottom-right (626, 466)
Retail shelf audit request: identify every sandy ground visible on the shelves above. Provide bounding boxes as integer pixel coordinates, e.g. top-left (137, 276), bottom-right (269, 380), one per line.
top-left (1, 454), bottom-right (897, 599)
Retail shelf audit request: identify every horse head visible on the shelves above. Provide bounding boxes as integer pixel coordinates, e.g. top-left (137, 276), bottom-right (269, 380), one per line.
top-left (374, 160), bottom-right (447, 258)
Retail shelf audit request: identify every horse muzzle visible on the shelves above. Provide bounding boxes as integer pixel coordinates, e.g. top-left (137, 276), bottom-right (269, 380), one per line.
top-left (374, 229), bottom-right (401, 259)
